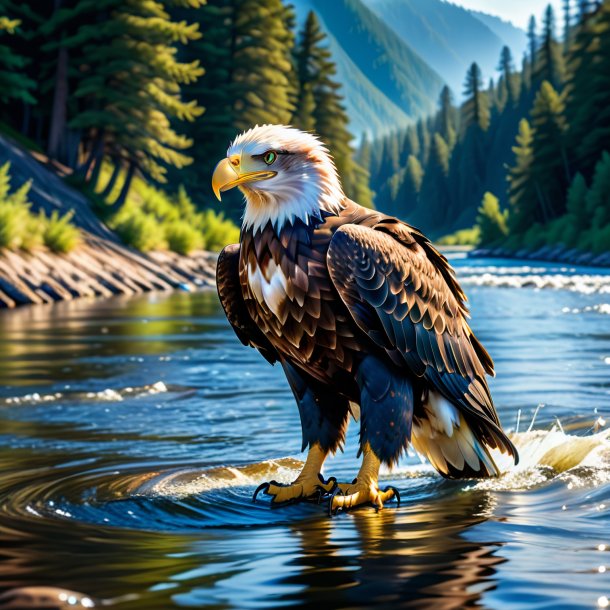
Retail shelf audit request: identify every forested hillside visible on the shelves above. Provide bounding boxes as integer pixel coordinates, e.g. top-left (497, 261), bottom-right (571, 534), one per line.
top-left (0, 0), bottom-right (372, 234)
top-left (364, 0), bottom-right (527, 98)
top-left (368, 0), bottom-right (610, 259)
top-left (290, 0), bottom-right (444, 136)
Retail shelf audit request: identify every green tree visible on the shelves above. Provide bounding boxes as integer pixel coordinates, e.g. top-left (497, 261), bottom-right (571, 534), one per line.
top-left (586, 151), bottom-right (610, 228)
top-left (528, 15), bottom-right (538, 64)
top-left (497, 46), bottom-right (518, 107)
top-left (400, 126), bottom-right (420, 166)
top-left (546, 172), bottom-right (589, 246)
top-left (565, 1), bottom-right (610, 179)
top-left (461, 62), bottom-right (489, 133)
top-left (477, 192), bottom-right (508, 245)
top-left (0, 3), bottom-right (36, 105)
top-left (508, 119), bottom-right (538, 233)
top-left (532, 4), bottom-right (566, 88)
top-left (293, 11), bottom-right (371, 206)
top-left (393, 155), bottom-right (422, 221)
top-left (530, 81), bottom-right (570, 220)
top-left (418, 133), bottom-right (452, 234)
top-left (177, 0), bottom-right (294, 213)
top-left (563, 0), bottom-right (573, 46)
top-left (436, 85), bottom-right (457, 148)
top-left (33, 1), bottom-right (205, 207)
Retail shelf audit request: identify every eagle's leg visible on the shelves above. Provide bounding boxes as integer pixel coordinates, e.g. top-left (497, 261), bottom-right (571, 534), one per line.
top-left (331, 355), bottom-right (413, 513)
top-left (253, 362), bottom-right (350, 506)
top-left (330, 443), bottom-right (399, 512)
top-left (254, 443), bottom-right (336, 505)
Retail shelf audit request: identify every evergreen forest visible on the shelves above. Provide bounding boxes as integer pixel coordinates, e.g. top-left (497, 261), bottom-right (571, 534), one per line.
top-left (367, 0), bottom-right (610, 257)
top-left (0, 0), bottom-right (609, 258)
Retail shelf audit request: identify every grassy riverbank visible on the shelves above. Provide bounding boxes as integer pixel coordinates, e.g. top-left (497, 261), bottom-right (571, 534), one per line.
top-left (0, 134), bottom-right (227, 308)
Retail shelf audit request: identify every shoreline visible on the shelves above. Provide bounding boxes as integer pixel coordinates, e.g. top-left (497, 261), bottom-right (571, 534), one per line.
top-left (0, 237), bottom-right (217, 309)
top-left (0, 134), bottom-right (218, 310)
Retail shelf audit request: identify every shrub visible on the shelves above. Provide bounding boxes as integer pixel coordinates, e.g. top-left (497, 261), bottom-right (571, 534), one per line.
top-left (105, 171), bottom-right (240, 254)
top-left (21, 212), bottom-right (45, 251)
top-left (113, 209), bottom-right (167, 252)
top-left (437, 226), bottom-right (481, 246)
top-left (43, 210), bottom-right (80, 253)
top-left (164, 219), bottom-right (204, 255)
top-left (477, 192), bottom-right (509, 246)
top-left (196, 209), bottom-right (240, 250)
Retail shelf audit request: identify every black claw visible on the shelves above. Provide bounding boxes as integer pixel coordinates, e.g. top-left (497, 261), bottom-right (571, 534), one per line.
top-left (384, 486), bottom-right (401, 507)
top-left (252, 482), bottom-right (270, 503)
top-left (328, 487), bottom-right (343, 517)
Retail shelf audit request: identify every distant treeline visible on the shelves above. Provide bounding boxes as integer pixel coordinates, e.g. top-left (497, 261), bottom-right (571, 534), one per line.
top-left (367, 0), bottom-right (610, 254)
top-left (0, 1), bottom-right (371, 220)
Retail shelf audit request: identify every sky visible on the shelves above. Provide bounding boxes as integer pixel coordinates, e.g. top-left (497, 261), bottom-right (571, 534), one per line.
top-left (452, 0), bottom-right (565, 29)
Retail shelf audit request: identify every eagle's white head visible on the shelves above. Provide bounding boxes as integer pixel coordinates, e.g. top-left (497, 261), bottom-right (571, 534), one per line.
top-left (211, 125), bottom-right (345, 231)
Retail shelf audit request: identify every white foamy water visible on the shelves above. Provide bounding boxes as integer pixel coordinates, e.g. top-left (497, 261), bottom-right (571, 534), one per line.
top-left (459, 272), bottom-right (610, 294)
top-left (0, 381), bottom-right (169, 406)
top-left (137, 424), bottom-right (610, 499)
top-left (563, 304), bottom-right (610, 315)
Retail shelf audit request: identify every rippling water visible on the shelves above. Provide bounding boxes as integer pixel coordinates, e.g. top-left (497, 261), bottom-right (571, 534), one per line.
top-left (0, 256), bottom-right (609, 609)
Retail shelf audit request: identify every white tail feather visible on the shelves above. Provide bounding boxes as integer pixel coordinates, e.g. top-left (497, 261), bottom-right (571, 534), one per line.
top-left (412, 391), bottom-right (511, 478)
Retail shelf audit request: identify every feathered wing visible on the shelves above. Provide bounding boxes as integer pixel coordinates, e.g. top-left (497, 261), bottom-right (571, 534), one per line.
top-left (327, 219), bottom-right (518, 476)
top-left (217, 244), bottom-right (278, 365)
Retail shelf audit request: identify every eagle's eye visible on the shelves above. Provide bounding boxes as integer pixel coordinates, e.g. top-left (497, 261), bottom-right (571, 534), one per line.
top-left (263, 151), bottom-right (277, 165)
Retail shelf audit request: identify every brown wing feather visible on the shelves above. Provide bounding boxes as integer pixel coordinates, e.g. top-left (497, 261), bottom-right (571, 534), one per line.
top-left (327, 222), bottom-right (517, 462)
top-left (216, 244), bottom-right (278, 365)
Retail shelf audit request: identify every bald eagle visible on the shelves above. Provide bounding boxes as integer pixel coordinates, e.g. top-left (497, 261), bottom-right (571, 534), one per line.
top-left (212, 125), bottom-right (518, 513)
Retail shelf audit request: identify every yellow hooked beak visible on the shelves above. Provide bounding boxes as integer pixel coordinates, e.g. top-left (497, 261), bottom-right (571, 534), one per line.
top-left (211, 156), bottom-right (277, 201)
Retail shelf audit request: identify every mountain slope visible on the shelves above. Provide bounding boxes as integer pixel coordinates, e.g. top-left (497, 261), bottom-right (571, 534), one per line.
top-left (322, 29), bottom-right (413, 136)
top-left (290, 0), bottom-right (444, 135)
top-left (364, 0), bottom-right (527, 98)
top-left (470, 10), bottom-right (528, 62)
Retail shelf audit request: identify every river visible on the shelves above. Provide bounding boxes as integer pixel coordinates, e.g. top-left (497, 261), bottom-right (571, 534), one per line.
top-left (0, 255), bottom-right (608, 609)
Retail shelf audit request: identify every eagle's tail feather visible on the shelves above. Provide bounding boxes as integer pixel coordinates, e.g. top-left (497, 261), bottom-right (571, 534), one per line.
top-left (412, 392), bottom-right (514, 478)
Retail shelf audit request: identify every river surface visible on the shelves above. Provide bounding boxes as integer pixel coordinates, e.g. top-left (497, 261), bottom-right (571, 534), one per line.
top-left (0, 256), bottom-right (608, 609)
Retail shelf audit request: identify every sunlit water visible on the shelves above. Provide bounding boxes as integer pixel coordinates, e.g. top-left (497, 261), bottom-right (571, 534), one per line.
top-left (0, 256), bottom-right (609, 609)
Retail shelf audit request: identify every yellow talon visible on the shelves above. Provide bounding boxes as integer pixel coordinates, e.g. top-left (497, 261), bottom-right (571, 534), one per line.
top-left (252, 443), bottom-right (336, 506)
top-left (330, 481), bottom-right (398, 513)
top-left (329, 444), bottom-right (400, 514)
top-left (257, 475), bottom-right (336, 505)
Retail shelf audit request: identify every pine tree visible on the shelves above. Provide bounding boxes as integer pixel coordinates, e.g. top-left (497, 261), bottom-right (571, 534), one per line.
top-left (393, 155), bottom-right (422, 220)
top-left (532, 5), bottom-right (566, 89)
top-left (565, 2), bottom-right (610, 179)
top-left (582, 152), bottom-right (610, 253)
top-left (175, 0), bottom-right (295, 215)
top-left (293, 11), bottom-right (371, 207)
top-left (563, 0), bottom-right (572, 45)
top-left (436, 85), bottom-right (457, 148)
top-left (528, 16), bottom-right (538, 64)
top-left (401, 126), bottom-right (420, 166)
top-left (530, 81), bottom-right (570, 220)
top-left (356, 135), bottom-right (371, 171)
top-left (508, 119), bottom-right (538, 233)
top-left (0, 3), bottom-right (36, 106)
top-left (497, 46), bottom-right (518, 107)
top-left (417, 119), bottom-right (431, 165)
top-left (586, 151), bottom-right (610, 228)
top-left (547, 172), bottom-right (589, 246)
top-left (31, 0), bottom-right (205, 207)
top-left (462, 63), bottom-right (490, 133)
top-left (419, 133), bottom-right (452, 234)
